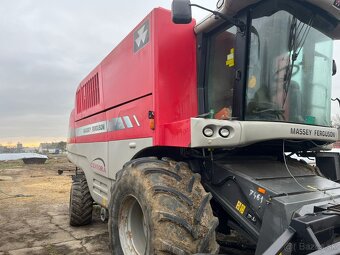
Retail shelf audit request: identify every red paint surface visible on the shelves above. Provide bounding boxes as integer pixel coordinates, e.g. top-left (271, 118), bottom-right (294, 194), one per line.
top-left (159, 119), bottom-right (192, 147)
top-left (67, 109), bottom-right (76, 144)
top-left (106, 95), bottom-right (154, 141)
top-left (69, 8), bottom-right (197, 147)
top-left (153, 9), bottom-right (197, 146)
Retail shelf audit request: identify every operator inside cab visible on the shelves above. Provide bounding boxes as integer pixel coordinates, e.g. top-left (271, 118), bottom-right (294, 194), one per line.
top-left (246, 10), bottom-right (333, 126)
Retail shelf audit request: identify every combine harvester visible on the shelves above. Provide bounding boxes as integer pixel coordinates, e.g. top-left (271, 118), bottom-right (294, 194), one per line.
top-left (67, 0), bottom-right (340, 254)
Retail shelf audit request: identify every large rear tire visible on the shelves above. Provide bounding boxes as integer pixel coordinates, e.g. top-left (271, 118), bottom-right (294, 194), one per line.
top-left (108, 157), bottom-right (219, 255)
top-left (69, 176), bottom-right (93, 226)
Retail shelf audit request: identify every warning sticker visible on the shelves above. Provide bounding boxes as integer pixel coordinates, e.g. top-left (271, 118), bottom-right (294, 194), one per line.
top-left (236, 200), bottom-right (246, 215)
top-left (226, 48), bottom-right (235, 67)
top-left (248, 75), bottom-right (257, 88)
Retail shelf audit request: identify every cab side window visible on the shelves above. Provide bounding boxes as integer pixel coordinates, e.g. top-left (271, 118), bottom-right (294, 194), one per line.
top-left (206, 26), bottom-right (237, 118)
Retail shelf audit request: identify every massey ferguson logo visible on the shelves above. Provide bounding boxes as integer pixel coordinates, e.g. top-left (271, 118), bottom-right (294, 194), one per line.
top-left (134, 20), bottom-right (150, 52)
top-left (90, 158), bottom-right (106, 173)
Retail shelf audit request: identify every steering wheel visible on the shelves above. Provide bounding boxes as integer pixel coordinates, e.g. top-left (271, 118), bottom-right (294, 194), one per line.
top-left (248, 101), bottom-right (285, 120)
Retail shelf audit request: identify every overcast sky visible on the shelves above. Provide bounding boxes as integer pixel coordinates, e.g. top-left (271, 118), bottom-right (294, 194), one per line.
top-left (0, 0), bottom-right (339, 146)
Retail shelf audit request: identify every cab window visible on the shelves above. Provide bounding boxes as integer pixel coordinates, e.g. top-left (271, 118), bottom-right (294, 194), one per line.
top-left (206, 26), bottom-right (237, 119)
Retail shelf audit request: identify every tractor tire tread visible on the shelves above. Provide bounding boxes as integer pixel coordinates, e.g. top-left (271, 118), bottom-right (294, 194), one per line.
top-left (143, 167), bottom-right (182, 181)
top-left (108, 157), bottom-right (219, 254)
top-left (69, 177), bottom-right (93, 226)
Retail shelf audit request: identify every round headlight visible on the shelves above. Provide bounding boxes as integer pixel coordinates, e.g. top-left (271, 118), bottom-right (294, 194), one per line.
top-left (203, 127), bottom-right (214, 137)
top-left (219, 128), bottom-right (230, 138)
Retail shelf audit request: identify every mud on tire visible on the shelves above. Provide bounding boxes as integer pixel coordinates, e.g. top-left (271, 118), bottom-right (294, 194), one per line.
top-left (108, 157), bottom-right (219, 255)
top-left (69, 176), bottom-right (93, 226)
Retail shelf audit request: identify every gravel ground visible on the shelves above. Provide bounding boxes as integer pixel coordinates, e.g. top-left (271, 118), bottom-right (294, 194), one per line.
top-left (0, 155), bottom-right (110, 255)
top-left (0, 154), bottom-right (255, 255)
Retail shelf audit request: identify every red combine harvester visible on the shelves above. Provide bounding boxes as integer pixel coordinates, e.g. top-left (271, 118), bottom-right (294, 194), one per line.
top-left (67, 0), bottom-right (340, 254)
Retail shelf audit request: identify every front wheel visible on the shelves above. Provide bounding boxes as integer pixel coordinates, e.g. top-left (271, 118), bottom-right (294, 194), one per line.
top-left (108, 157), bottom-right (219, 255)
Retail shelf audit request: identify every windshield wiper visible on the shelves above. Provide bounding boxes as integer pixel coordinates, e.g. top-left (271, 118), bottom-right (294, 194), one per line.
top-left (282, 16), bottom-right (314, 107)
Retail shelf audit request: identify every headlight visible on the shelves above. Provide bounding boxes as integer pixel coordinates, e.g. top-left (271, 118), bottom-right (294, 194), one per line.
top-left (203, 127), bottom-right (214, 137)
top-left (219, 127), bottom-right (230, 138)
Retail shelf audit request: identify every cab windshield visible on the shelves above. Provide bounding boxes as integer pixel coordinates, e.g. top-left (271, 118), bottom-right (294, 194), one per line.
top-left (246, 10), bottom-right (333, 126)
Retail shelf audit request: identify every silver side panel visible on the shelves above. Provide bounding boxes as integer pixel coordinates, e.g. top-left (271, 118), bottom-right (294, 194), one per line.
top-left (107, 138), bottom-right (153, 180)
top-left (190, 118), bottom-right (338, 148)
top-left (67, 142), bottom-right (109, 178)
top-left (67, 138), bottom-right (153, 207)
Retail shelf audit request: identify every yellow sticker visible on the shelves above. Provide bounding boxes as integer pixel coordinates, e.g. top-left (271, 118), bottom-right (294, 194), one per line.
top-left (236, 201), bottom-right (242, 210)
top-left (226, 48), bottom-right (235, 67)
top-left (235, 200), bottom-right (246, 215)
top-left (102, 197), bottom-right (108, 207)
top-left (240, 204), bottom-right (246, 214)
top-left (248, 75), bottom-right (257, 88)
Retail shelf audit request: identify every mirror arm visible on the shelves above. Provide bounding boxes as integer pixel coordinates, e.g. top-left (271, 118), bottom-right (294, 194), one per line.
top-left (190, 4), bottom-right (246, 31)
top-left (332, 98), bottom-right (340, 106)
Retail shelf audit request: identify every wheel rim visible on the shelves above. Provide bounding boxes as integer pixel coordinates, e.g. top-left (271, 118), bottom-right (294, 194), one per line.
top-left (100, 207), bottom-right (107, 222)
top-left (118, 195), bottom-right (148, 255)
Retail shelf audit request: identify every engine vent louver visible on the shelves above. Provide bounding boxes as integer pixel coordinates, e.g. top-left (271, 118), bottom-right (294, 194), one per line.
top-left (76, 73), bottom-right (100, 113)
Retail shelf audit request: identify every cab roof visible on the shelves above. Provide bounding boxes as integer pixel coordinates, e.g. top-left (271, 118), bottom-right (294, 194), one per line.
top-left (195, 0), bottom-right (340, 39)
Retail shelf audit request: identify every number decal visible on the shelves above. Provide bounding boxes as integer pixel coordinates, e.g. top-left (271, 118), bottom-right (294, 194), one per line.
top-left (249, 189), bottom-right (264, 204)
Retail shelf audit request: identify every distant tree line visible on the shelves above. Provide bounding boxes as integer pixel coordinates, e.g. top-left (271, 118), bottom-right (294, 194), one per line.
top-left (56, 141), bottom-right (67, 150)
top-left (38, 141), bottom-right (67, 153)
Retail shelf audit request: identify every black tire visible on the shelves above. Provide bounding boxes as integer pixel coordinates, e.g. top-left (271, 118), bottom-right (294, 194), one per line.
top-left (69, 176), bottom-right (93, 226)
top-left (108, 157), bottom-right (219, 255)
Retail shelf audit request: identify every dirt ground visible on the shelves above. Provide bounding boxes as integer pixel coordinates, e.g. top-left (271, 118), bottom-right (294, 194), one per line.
top-left (0, 155), bottom-right (110, 255)
top-left (0, 154), bottom-right (254, 255)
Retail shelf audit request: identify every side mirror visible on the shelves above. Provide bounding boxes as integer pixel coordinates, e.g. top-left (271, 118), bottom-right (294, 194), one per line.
top-left (333, 59), bottom-right (337, 76)
top-left (171, 0), bottom-right (192, 24)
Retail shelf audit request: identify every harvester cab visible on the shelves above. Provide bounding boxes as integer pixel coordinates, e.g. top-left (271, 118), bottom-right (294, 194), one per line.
top-left (173, 0), bottom-right (339, 132)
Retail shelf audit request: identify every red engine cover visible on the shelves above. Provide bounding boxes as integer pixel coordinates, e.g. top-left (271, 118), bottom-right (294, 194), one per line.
top-left (70, 8), bottom-right (197, 147)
